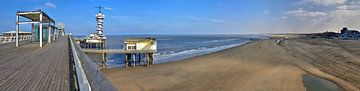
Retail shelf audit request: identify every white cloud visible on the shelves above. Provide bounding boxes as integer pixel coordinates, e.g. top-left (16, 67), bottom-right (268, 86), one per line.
top-left (282, 0), bottom-right (360, 32)
top-left (336, 4), bottom-right (360, 10)
top-left (281, 16), bottom-right (288, 19)
top-left (176, 15), bottom-right (237, 24)
top-left (104, 7), bottom-right (113, 10)
top-left (263, 10), bottom-right (271, 14)
top-left (284, 8), bottom-right (327, 17)
top-left (44, 2), bottom-right (56, 8)
top-left (300, 0), bottom-right (347, 6)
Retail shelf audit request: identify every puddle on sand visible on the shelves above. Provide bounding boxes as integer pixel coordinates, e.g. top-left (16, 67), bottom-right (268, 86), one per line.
top-left (303, 74), bottom-right (343, 91)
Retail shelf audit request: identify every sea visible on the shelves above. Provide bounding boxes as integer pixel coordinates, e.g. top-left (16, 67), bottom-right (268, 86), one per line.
top-left (76, 34), bottom-right (269, 68)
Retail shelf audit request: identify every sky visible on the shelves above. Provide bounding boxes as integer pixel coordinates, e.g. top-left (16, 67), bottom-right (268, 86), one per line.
top-left (1, 0), bottom-right (360, 35)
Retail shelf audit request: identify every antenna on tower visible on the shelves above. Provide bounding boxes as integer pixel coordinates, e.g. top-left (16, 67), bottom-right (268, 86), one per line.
top-left (95, 6), bottom-right (104, 13)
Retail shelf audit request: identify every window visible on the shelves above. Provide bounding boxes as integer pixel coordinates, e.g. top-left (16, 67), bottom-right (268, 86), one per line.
top-left (127, 46), bottom-right (136, 50)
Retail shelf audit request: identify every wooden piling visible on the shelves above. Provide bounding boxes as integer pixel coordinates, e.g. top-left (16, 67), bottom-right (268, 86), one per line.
top-left (138, 53), bottom-right (142, 65)
top-left (149, 53), bottom-right (154, 64)
top-left (101, 53), bottom-right (107, 68)
top-left (146, 53), bottom-right (150, 67)
top-left (81, 49), bottom-right (156, 68)
top-left (125, 54), bottom-right (129, 68)
top-left (132, 54), bottom-right (136, 67)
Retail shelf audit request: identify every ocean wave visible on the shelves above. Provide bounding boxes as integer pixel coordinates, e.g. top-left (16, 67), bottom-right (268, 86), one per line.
top-left (183, 38), bottom-right (240, 44)
top-left (202, 38), bottom-right (240, 43)
top-left (154, 40), bottom-right (250, 63)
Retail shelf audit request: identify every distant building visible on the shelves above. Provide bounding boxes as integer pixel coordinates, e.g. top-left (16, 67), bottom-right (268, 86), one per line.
top-left (313, 31), bottom-right (338, 39)
top-left (339, 27), bottom-right (360, 40)
top-left (0, 31), bottom-right (32, 43)
top-left (77, 7), bottom-right (106, 49)
top-left (271, 34), bottom-right (299, 39)
top-left (124, 38), bottom-right (157, 51)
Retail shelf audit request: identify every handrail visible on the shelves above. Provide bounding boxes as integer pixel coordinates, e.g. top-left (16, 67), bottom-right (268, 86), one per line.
top-left (69, 35), bottom-right (92, 91)
top-left (0, 39), bottom-right (31, 45)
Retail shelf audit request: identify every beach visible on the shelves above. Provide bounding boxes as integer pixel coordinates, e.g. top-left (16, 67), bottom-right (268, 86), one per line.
top-left (101, 39), bottom-right (360, 91)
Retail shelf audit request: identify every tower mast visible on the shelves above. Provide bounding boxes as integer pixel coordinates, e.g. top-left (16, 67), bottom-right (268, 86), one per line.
top-left (95, 6), bottom-right (105, 38)
top-left (95, 6), bottom-right (103, 13)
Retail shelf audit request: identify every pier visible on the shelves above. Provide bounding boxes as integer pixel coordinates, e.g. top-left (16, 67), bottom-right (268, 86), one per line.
top-left (0, 10), bottom-right (117, 91)
top-left (0, 36), bottom-right (116, 91)
top-left (0, 8), bottom-right (157, 90)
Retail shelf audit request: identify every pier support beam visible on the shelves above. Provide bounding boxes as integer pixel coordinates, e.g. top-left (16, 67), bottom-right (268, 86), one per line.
top-left (132, 54), bottom-right (136, 67)
top-left (39, 13), bottom-right (43, 47)
top-left (149, 53), bottom-right (154, 64)
top-left (82, 50), bottom-right (156, 68)
top-left (101, 53), bottom-right (107, 68)
top-left (15, 14), bottom-right (19, 47)
top-left (31, 24), bottom-right (35, 43)
top-left (53, 25), bottom-right (56, 40)
top-left (146, 53), bottom-right (150, 67)
top-left (138, 53), bottom-right (142, 65)
top-left (125, 54), bottom-right (129, 68)
top-left (48, 24), bottom-right (51, 43)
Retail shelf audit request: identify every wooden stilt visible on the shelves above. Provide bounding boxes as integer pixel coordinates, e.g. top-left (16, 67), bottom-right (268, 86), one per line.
top-left (138, 53), bottom-right (142, 65)
top-left (102, 43), bottom-right (105, 49)
top-left (104, 53), bottom-right (107, 62)
top-left (104, 53), bottom-right (107, 68)
top-left (132, 54), bottom-right (136, 67)
top-left (146, 53), bottom-right (150, 67)
top-left (101, 53), bottom-right (107, 68)
top-left (101, 53), bottom-right (104, 68)
top-left (149, 53), bottom-right (154, 64)
top-left (125, 54), bottom-right (129, 68)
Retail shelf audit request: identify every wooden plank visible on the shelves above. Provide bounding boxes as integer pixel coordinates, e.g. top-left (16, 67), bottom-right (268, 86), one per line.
top-left (0, 36), bottom-right (70, 91)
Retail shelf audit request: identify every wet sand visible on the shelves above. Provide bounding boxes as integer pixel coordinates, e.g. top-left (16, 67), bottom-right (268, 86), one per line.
top-left (101, 39), bottom-right (360, 91)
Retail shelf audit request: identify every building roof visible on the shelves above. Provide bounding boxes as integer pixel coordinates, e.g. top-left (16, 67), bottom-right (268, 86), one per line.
top-left (2, 31), bottom-right (32, 34)
top-left (124, 38), bottom-right (156, 43)
top-left (17, 10), bottom-right (55, 23)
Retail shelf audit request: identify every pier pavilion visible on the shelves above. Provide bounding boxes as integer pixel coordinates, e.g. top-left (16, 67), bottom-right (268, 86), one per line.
top-left (123, 38), bottom-right (157, 67)
top-left (81, 38), bottom-right (157, 68)
top-left (15, 10), bottom-right (58, 47)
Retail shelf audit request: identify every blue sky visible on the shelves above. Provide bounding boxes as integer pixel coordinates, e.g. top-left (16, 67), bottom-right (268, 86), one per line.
top-left (1, 0), bottom-right (360, 35)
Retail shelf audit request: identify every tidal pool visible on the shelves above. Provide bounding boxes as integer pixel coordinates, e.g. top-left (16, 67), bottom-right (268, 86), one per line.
top-left (303, 74), bottom-right (343, 91)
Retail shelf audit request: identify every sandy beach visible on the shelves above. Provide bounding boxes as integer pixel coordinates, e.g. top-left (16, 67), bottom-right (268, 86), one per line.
top-left (101, 39), bottom-right (360, 91)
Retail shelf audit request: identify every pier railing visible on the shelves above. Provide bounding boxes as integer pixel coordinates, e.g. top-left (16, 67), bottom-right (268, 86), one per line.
top-left (69, 35), bottom-right (117, 91)
top-left (69, 35), bottom-right (92, 91)
top-left (0, 38), bottom-right (32, 45)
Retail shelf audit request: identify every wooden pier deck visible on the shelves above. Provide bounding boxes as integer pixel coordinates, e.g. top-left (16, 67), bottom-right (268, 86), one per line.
top-left (0, 37), bottom-right (70, 91)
